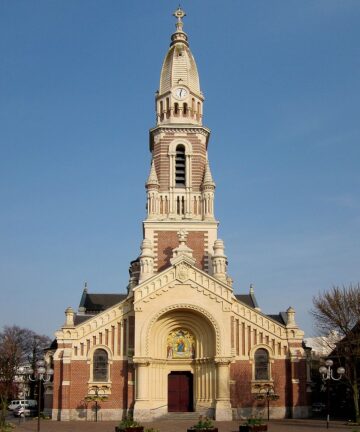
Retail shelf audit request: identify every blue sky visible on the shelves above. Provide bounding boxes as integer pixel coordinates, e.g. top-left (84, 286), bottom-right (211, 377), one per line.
top-left (1, 0), bottom-right (359, 338)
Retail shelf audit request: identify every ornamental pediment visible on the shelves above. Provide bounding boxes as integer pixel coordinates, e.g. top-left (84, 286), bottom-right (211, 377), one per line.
top-left (133, 258), bottom-right (233, 309)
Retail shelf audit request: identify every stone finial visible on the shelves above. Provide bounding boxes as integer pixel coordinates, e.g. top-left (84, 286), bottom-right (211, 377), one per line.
top-left (171, 229), bottom-right (194, 263)
top-left (146, 159), bottom-right (159, 189)
top-left (127, 259), bottom-right (140, 293)
top-left (212, 239), bottom-right (228, 282)
top-left (171, 6), bottom-right (188, 46)
top-left (178, 229), bottom-right (188, 244)
top-left (249, 284), bottom-right (254, 295)
top-left (202, 160), bottom-right (215, 189)
top-left (286, 306), bottom-right (297, 328)
top-left (64, 307), bottom-right (75, 327)
top-left (139, 239), bottom-right (154, 283)
top-left (173, 6), bottom-right (186, 32)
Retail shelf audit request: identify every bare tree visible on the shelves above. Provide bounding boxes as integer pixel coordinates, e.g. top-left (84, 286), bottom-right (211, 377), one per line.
top-left (0, 325), bottom-right (51, 426)
top-left (312, 284), bottom-right (360, 422)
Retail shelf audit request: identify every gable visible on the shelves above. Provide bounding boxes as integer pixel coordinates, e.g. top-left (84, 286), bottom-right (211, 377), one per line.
top-left (133, 258), bottom-right (233, 311)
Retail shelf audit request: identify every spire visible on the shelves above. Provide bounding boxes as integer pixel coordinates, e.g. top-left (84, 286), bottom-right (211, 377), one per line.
top-left (203, 160), bottom-right (215, 188)
top-left (249, 284), bottom-right (254, 295)
top-left (146, 159), bottom-right (159, 189)
top-left (158, 8), bottom-right (200, 98)
top-left (171, 7), bottom-right (188, 46)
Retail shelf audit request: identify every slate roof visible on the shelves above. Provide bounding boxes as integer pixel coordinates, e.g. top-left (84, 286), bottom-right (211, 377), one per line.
top-left (234, 294), bottom-right (257, 308)
top-left (79, 291), bottom-right (127, 313)
top-left (234, 293), bottom-right (288, 326)
top-left (267, 312), bottom-right (288, 326)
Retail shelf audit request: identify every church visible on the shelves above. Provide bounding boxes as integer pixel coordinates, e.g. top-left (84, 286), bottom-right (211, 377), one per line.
top-left (50, 8), bottom-right (310, 422)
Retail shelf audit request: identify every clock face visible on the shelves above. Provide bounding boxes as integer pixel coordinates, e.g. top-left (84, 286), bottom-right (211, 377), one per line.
top-left (174, 87), bottom-right (188, 99)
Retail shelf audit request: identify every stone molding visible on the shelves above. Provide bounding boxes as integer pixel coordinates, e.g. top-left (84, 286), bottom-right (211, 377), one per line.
top-left (150, 125), bottom-right (210, 137)
top-left (134, 258), bottom-right (233, 306)
top-left (133, 357), bottom-right (151, 366)
top-left (145, 302), bottom-right (221, 356)
top-left (214, 357), bottom-right (232, 365)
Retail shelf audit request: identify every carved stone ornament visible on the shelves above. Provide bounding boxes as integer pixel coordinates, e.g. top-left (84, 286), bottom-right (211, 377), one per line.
top-left (214, 357), bottom-right (232, 365)
top-left (176, 263), bottom-right (189, 282)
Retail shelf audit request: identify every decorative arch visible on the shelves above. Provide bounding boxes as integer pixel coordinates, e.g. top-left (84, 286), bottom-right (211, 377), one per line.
top-left (87, 344), bottom-right (113, 361)
top-left (168, 138), bottom-right (193, 156)
top-left (87, 345), bottom-right (113, 384)
top-left (249, 343), bottom-right (274, 359)
top-left (249, 344), bottom-right (273, 382)
top-left (168, 139), bottom-right (193, 189)
top-left (144, 303), bottom-right (222, 357)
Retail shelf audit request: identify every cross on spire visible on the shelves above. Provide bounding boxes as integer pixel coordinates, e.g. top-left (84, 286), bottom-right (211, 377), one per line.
top-left (173, 6), bottom-right (186, 32)
top-left (173, 6), bottom-right (186, 21)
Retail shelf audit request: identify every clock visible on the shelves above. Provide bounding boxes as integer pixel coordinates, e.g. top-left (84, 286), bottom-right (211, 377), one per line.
top-left (174, 87), bottom-right (188, 100)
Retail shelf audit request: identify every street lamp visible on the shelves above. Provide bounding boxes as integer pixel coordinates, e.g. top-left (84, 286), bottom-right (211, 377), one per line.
top-left (319, 359), bottom-right (345, 429)
top-left (254, 383), bottom-right (280, 421)
top-left (85, 386), bottom-right (108, 422)
top-left (20, 360), bottom-right (53, 432)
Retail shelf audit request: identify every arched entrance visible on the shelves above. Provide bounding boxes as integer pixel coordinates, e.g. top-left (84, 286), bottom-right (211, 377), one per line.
top-left (134, 304), bottom-right (231, 420)
top-left (168, 371), bottom-right (193, 412)
top-left (148, 308), bottom-right (217, 415)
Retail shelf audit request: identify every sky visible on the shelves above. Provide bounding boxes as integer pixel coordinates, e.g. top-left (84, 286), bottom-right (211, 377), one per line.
top-left (1, 0), bottom-right (359, 339)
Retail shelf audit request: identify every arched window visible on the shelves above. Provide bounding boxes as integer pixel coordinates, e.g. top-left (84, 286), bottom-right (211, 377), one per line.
top-left (166, 97), bottom-right (170, 117)
top-left (174, 103), bottom-right (179, 116)
top-left (255, 348), bottom-right (269, 380)
top-left (175, 145), bottom-right (186, 187)
top-left (183, 103), bottom-right (188, 116)
top-left (93, 349), bottom-right (108, 382)
top-left (159, 101), bottom-right (164, 121)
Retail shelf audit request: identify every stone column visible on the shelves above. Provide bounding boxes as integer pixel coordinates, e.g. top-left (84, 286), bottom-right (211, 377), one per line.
top-left (212, 239), bottom-right (227, 282)
top-left (214, 357), bottom-right (232, 421)
top-left (60, 347), bottom-right (72, 421)
top-left (133, 358), bottom-right (151, 422)
top-left (139, 239), bottom-right (154, 283)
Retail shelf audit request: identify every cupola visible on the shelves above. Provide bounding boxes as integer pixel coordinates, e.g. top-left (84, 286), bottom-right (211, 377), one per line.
top-left (156, 7), bottom-right (204, 126)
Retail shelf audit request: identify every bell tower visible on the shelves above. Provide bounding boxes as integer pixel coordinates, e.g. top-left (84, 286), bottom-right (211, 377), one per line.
top-left (140, 8), bottom-right (227, 280)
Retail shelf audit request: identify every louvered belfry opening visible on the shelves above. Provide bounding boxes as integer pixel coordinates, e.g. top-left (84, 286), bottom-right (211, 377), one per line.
top-left (175, 145), bottom-right (186, 187)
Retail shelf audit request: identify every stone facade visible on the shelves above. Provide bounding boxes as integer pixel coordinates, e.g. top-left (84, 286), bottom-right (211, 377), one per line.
top-left (50, 7), bottom-right (310, 422)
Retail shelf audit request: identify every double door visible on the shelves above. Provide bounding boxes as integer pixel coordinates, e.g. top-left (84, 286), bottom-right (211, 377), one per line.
top-left (168, 371), bottom-right (193, 412)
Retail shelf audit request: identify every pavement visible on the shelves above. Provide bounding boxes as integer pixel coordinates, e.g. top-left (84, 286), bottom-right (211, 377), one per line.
top-left (9, 418), bottom-right (360, 432)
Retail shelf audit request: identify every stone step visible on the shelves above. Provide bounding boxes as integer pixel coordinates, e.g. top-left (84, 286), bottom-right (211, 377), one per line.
top-left (159, 412), bottom-right (200, 420)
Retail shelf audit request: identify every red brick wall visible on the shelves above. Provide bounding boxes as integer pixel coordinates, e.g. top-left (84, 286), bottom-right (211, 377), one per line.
top-left (230, 358), bottom-right (307, 410)
top-left (53, 358), bottom-right (129, 410)
top-left (156, 230), bottom-right (205, 271)
top-left (152, 132), bottom-right (207, 192)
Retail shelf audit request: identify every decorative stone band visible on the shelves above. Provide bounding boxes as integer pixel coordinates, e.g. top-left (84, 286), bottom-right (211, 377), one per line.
top-left (151, 126), bottom-right (210, 136)
top-left (214, 357), bottom-right (233, 365)
top-left (132, 357), bottom-right (151, 366)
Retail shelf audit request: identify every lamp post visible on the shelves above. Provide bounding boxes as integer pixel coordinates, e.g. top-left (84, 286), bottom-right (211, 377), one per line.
top-left (17, 367), bottom-right (29, 423)
top-left (319, 359), bottom-right (345, 429)
top-left (254, 383), bottom-right (280, 421)
top-left (85, 386), bottom-right (108, 422)
top-left (20, 360), bottom-right (53, 432)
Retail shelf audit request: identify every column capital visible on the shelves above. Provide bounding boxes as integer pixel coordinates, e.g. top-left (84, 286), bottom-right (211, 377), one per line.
top-left (133, 357), bottom-right (151, 366)
top-left (214, 357), bottom-right (232, 365)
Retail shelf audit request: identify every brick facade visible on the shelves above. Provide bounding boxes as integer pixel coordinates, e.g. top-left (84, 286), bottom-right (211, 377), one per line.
top-left (156, 230), bottom-right (205, 271)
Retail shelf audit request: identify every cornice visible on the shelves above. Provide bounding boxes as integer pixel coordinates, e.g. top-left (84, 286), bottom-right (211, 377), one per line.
top-left (149, 125), bottom-right (211, 150)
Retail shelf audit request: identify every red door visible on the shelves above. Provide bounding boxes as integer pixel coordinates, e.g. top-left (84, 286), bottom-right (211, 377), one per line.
top-left (168, 372), bottom-right (193, 412)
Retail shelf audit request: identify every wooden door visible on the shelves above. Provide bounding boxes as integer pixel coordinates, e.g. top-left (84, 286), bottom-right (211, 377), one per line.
top-left (168, 371), bottom-right (193, 412)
